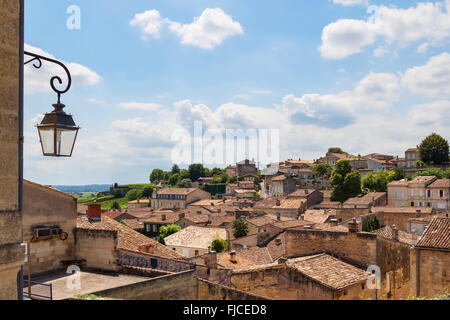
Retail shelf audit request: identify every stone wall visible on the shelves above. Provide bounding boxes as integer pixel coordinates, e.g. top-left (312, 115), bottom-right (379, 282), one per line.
top-left (230, 266), bottom-right (372, 300)
top-left (0, 0), bottom-right (23, 300)
top-left (335, 208), bottom-right (371, 223)
top-left (285, 229), bottom-right (377, 267)
top-left (90, 270), bottom-right (197, 300)
top-left (74, 229), bottom-right (118, 272)
top-left (197, 279), bottom-right (269, 300)
top-left (382, 211), bottom-right (433, 232)
top-left (417, 249), bottom-right (449, 298)
top-left (23, 181), bottom-right (77, 275)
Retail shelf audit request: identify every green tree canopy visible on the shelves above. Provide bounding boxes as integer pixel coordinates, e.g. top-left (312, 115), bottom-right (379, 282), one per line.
top-left (328, 147), bottom-right (347, 154)
top-left (110, 201), bottom-right (121, 210)
top-left (141, 185), bottom-right (156, 198)
top-left (126, 189), bottom-right (142, 201)
top-left (312, 163), bottom-right (333, 178)
top-left (168, 173), bottom-right (180, 186)
top-left (180, 169), bottom-right (190, 180)
top-left (361, 171), bottom-right (395, 193)
top-left (419, 133), bottom-right (449, 165)
top-left (330, 160), bottom-right (362, 202)
top-left (158, 224), bottom-right (181, 244)
top-left (150, 168), bottom-right (165, 183)
top-left (210, 238), bottom-right (227, 253)
top-left (188, 163), bottom-right (205, 182)
top-left (414, 168), bottom-right (450, 179)
top-left (392, 167), bottom-right (405, 181)
top-left (366, 216), bottom-right (381, 232)
top-left (233, 218), bottom-right (249, 238)
top-left (178, 178), bottom-right (192, 188)
top-left (171, 164), bottom-right (180, 175)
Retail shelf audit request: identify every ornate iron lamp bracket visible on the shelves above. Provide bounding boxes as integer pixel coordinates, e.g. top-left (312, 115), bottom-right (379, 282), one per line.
top-left (24, 51), bottom-right (72, 103)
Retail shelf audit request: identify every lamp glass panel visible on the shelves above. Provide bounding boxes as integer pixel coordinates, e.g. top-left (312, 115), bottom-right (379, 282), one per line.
top-left (38, 126), bottom-right (55, 155)
top-left (56, 127), bottom-right (78, 156)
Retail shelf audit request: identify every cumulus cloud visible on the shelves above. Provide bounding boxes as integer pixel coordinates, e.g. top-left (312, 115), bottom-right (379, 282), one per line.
top-left (409, 100), bottom-right (450, 126)
top-left (130, 8), bottom-right (243, 50)
top-left (24, 43), bottom-right (101, 94)
top-left (169, 8), bottom-right (243, 50)
top-left (130, 9), bottom-right (166, 39)
top-left (320, 1), bottom-right (450, 59)
top-left (402, 52), bottom-right (450, 97)
top-left (118, 102), bottom-right (163, 111)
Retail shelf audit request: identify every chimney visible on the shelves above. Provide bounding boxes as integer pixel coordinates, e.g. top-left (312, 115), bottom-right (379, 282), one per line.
top-left (330, 218), bottom-right (338, 227)
top-left (300, 215), bottom-right (305, 221)
top-left (162, 214), bottom-right (166, 221)
top-left (204, 250), bottom-right (217, 269)
top-left (211, 202), bottom-right (215, 206)
top-left (179, 213), bottom-right (185, 219)
top-left (277, 213), bottom-right (281, 221)
top-left (348, 218), bottom-right (359, 233)
top-left (392, 225), bottom-right (399, 241)
top-left (230, 250), bottom-right (237, 264)
top-left (87, 204), bottom-right (102, 221)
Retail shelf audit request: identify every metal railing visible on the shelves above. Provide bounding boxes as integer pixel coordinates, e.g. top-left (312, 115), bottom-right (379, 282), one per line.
top-left (118, 252), bottom-right (195, 273)
top-left (23, 279), bottom-right (53, 300)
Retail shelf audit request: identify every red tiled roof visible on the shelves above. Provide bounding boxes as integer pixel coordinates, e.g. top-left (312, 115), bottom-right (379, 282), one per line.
top-left (217, 247), bottom-right (273, 270)
top-left (286, 254), bottom-right (371, 290)
top-left (76, 215), bottom-right (183, 260)
top-left (428, 179), bottom-right (450, 188)
top-left (416, 217), bottom-right (450, 249)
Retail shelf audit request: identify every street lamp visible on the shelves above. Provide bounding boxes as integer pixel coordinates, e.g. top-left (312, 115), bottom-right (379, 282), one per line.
top-left (24, 51), bottom-right (80, 157)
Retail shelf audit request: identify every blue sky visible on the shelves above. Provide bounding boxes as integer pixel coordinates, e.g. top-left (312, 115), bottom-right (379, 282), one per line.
top-left (24, 0), bottom-right (450, 185)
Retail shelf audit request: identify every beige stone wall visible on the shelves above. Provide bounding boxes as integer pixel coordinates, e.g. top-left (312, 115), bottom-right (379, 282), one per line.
top-left (230, 266), bottom-right (372, 300)
top-left (90, 270), bottom-right (197, 300)
top-left (0, 0), bottom-right (23, 300)
top-left (23, 181), bottom-right (77, 275)
top-left (74, 229), bottom-right (118, 272)
top-left (417, 249), bottom-right (449, 298)
top-left (197, 279), bottom-right (269, 300)
top-left (285, 230), bottom-right (377, 267)
top-left (382, 211), bottom-right (433, 232)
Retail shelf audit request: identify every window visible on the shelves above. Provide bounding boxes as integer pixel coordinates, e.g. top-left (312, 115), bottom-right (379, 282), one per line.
top-left (195, 250), bottom-right (199, 256)
top-left (411, 190), bottom-right (414, 197)
top-left (395, 192), bottom-right (399, 199)
top-left (419, 190), bottom-right (423, 197)
top-left (401, 192), bottom-right (405, 199)
top-left (427, 190), bottom-right (431, 198)
top-left (440, 190), bottom-right (444, 198)
top-left (411, 202), bottom-right (414, 207)
top-left (407, 154), bottom-right (410, 159)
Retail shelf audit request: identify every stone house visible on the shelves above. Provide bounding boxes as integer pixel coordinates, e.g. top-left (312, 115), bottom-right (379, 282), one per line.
top-left (343, 192), bottom-right (387, 209)
top-left (387, 176), bottom-right (450, 210)
top-left (128, 199), bottom-right (150, 209)
top-left (22, 180), bottom-right (77, 275)
top-left (317, 152), bottom-right (355, 168)
top-left (164, 226), bottom-right (227, 258)
top-left (151, 188), bottom-right (211, 209)
top-left (414, 217), bottom-right (449, 298)
top-left (267, 175), bottom-right (296, 197)
top-left (287, 189), bottom-right (324, 208)
top-left (226, 165), bottom-right (237, 177)
top-left (236, 159), bottom-right (258, 177)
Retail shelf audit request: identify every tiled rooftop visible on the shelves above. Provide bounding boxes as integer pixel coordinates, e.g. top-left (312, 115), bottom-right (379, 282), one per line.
top-left (217, 247), bottom-right (274, 270)
top-left (164, 226), bottom-right (227, 249)
top-left (428, 179), bottom-right (450, 188)
top-left (157, 188), bottom-right (199, 195)
top-left (416, 217), bottom-right (450, 249)
top-left (286, 254), bottom-right (371, 290)
top-left (374, 226), bottom-right (416, 245)
top-left (76, 215), bottom-right (183, 260)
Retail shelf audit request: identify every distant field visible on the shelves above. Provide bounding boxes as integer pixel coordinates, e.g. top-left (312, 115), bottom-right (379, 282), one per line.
top-left (78, 196), bottom-right (129, 210)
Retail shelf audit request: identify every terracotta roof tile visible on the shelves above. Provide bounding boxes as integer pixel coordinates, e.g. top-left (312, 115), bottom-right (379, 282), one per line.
top-left (416, 217), bottom-right (450, 249)
top-left (286, 254), bottom-right (371, 290)
top-left (374, 226), bottom-right (415, 245)
top-left (217, 247), bottom-right (273, 270)
top-left (76, 215), bottom-right (183, 259)
top-left (428, 179), bottom-right (450, 188)
top-left (164, 226), bottom-right (227, 250)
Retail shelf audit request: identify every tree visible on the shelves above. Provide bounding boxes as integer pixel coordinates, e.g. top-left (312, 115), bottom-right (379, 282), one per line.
top-left (168, 173), bottom-right (180, 186)
top-left (150, 168), bottom-right (164, 183)
top-left (361, 171), bottom-right (395, 193)
top-left (141, 185), bottom-right (156, 198)
top-left (312, 163), bottom-right (333, 178)
top-left (210, 238), bottom-right (227, 253)
top-left (110, 201), bottom-right (121, 210)
top-left (178, 178), bottom-right (192, 188)
top-left (158, 224), bottom-right (181, 244)
top-left (419, 133), bottom-right (449, 165)
top-left (171, 164), bottom-right (180, 175)
top-left (330, 160), bottom-right (361, 202)
top-left (392, 167), bottom-right (405, 181)
top-left (328, 147), bottom-right (347, 154)
top-left (233, 218), bottom-right (249, 238)
top-left (414, 168), bottom-right (446, 179)
top-left (126, 189), bottom-right (142, 201)
top-left (188, 163), bottom-right (205, 182)
top-left (366, 216), bottom-right (381, 232)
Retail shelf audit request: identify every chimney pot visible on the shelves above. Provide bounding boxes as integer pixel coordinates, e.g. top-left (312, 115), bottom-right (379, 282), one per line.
top-left (87, 204), bottom-right (102, 220)
top-left (392, 225), bottom-right (399, 241)
top-left (277, 213), bottom-right (281, 221)
top-left (230, 250), bottom-right (237, 264)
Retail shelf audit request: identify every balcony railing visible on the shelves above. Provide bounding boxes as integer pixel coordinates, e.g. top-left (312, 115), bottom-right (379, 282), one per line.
top-left (23, 279), bottom-right (53, 300)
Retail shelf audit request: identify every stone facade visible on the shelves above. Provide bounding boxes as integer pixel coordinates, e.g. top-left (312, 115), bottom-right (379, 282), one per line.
top-left (0, 0), bottom-right (23, 300)
top-left (23, 180), bottom-right (77, 275)
top-left (416, 249), bottom-right (449, 298)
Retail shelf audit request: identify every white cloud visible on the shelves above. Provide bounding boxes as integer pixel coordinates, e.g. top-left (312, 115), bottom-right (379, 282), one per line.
top-left (417, 42), bottom-right (429, 53)
top-left (129, 9), bottom-right (166, 39)
top-left (409, 100), bottom-right (450, 126)
top-left (24, 43), bottom-right (101, 94)
top-left (332, 0), bottom-right (369, 6)
top-left (168, 8), bottom-right (243, 50)
top-left (319, 19), bottom-right (376, 59)
top-left (320, 1), bottom-right (450, 59)
top-left (402, 52), bottom-right (450, 97)
top-left (373, 46), bottom-right (388, 57)
top-left (118, 102), bottom-right (163, 111)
